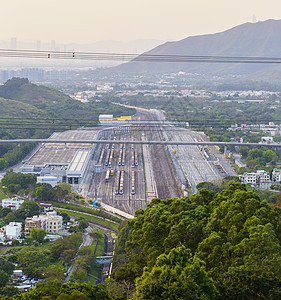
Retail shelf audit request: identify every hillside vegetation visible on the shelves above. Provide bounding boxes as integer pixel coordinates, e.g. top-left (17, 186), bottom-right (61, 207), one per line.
top-left (0, 78), bottom-right (135, 168)
top-left (112, 182), bottom-right (281, 299)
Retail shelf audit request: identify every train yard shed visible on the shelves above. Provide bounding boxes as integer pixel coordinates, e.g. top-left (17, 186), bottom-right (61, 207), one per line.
top-left (21, 129), bottom-right (99, 186)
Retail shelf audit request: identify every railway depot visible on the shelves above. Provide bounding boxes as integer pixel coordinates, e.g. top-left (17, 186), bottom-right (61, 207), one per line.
top-left (21, 129), bottom-right (98, 186)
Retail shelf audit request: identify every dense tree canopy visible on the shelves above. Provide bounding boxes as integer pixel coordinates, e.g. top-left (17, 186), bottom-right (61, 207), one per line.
top-left (112, 182), bottom-right (281, 299)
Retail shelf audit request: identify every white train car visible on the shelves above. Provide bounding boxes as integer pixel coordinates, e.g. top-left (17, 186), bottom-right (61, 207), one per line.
top-left (134, 149), bottom-right (138, 166)
top-left (119, 170), bottom-right (124, 195)
top-left (115, 170), bottom-right (121, 194)
top-left (105, 169), bottom-right (110, 182)
top-left (131, 170), bottom-right (135, 195)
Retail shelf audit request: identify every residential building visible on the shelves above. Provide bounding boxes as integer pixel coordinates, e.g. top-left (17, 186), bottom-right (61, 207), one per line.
top-left (39, 203), bottom-right (53, 213)
top-left (2, 198), bottom-right (24, 210)
top-left (259, 181), bottom-right (272, 190)
top-left (25, 216), bottom-right (46, 235)
top-left (45, 211), bottom-right (62, 234)
top-left (240, 170), bottom-right (271, 190)
top-left (256, 170), bottom-right (270, 182)
top-left (6, 222), bottom-right (22, 240)
top-left (240, 172), bottom-right (257, 185)
top-left (272, 169), bottom-right (281, 183)
top-left (0, 227), bottom-right (6, 241)
top-left (12, 270), bottom-right (23, 279)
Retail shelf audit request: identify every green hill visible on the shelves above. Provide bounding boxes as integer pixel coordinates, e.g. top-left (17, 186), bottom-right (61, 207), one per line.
top-left (0, 78), bottom-right (136, 168)
top-left (0, 78), bottom-right (135, 123)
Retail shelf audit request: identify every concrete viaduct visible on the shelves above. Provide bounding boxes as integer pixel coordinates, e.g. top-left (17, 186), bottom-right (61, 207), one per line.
top-left (0, 139), bottom-right (280, 148)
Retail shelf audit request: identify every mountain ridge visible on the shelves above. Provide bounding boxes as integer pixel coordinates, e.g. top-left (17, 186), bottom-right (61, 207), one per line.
top-left (112, 19), bottom-right (281, 75)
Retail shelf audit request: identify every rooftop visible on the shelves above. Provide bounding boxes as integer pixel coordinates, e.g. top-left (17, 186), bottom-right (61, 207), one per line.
top-left (26, 129), bottom-right (98, 166)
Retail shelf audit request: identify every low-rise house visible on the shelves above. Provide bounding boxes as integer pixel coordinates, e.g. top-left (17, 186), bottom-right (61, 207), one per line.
top-left (240, 170), bottom-right (272, 190)
top-left (0, 227), bottom-right (6, 240)
top-left (39, 203), bottom-right (53, 213)
top-left (272, 168), bottom-right (281, 183)
top-left (240, 172), bottom-right (257, 185)
top-left (259, 181), bottom-right (272, 190)
top-left (12, 270), bottom-right (23, 279)
top-left (25, 215), bottom-right (46, 235)
top-left (45, 211), bottom-right (63, 234)
top-left (257, 170), bottom-right (270, 182)
top-left (6, 222), bottom-right (22, 240)
top-left (2, 198), bottom-right (24, 210)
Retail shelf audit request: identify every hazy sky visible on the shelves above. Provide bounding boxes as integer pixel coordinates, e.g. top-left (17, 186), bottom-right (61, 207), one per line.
top-left (2, 0), bottom-right (281, 44)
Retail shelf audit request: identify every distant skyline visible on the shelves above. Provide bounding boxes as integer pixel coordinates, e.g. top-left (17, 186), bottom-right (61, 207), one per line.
top-left (2, 0), bottom-right (281, 45)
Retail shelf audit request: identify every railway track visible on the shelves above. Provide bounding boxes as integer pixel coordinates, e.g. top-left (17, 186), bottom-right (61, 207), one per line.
top-left (140, 111), bottom-right (182, 199)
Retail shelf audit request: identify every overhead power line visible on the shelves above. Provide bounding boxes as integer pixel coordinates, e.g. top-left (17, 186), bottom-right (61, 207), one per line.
top-left (1, 49), bottom-right (281, 64)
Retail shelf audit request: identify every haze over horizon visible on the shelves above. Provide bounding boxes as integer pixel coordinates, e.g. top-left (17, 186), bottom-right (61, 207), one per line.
top-left (2, 0), bottom-right (281, 46)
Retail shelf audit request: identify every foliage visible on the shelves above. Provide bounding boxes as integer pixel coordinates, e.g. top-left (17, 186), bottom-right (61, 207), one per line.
top-left (0, 78), bottom-right (135, 167)
top-left (35, 184), bottom-right (56, 201)
top-left (112, 182), bottom-right (281, 299)
top-left (9, 280), bottom-right (110, 299)
top-left (0, 208), bottom-right (12, 218)
top-left (1, 171), bottom-right (36, 194)
top-left (43, 265), bottom-right (65, 282)
top-left (134, 245), bottom-right (217, 300)
top-left (0, 270), bottom-right (9, 288)
top-left (49, 233), bottom-right (83, 263)
top-left (0, 159), bottom-right (7, 171)
top-left (30, 228), bottom-right (47, 243)
top-left (0, 257), bottom-right (14, 275)
top-left (16, 246), bottom-right (48, 278)
top-left (14, 200), bottom-right (41, 219)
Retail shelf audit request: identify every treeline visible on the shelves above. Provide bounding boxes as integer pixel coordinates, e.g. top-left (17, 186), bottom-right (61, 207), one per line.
top-left (111, 182), bottom-right (281, 299)
top-left (4, 280), bottom-right (109, 300)
top-left (1, 171), bottom-right (76, 202)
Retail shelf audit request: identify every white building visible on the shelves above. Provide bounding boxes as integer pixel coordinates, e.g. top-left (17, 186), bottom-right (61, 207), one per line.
top-left (240, 170), bottom-right (271, 190)
top-left (45, 211), bottom-right (62, 234)
top-left (6, 222), bottom-right (22, 240)
top-left (259, 181), bottom-right (272, 190)
top-left (2, 198), bottom-right (25, 210)
top-left (39, 203), bottom-right (53, 213)
top-left (256, 170), bottom-right (270, 182)
top-left (37, 176), bottom-right (58, 187)
top-left (272, 169), bottom-right (281, 183)
top-left (241, 172), bottom-right (257, 185)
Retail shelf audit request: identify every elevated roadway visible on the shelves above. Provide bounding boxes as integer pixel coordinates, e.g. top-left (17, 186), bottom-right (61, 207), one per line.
top-left (0, 138), bottom-right (280, 148)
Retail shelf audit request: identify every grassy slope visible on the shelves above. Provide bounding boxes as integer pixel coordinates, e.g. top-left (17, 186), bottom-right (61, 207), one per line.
top-left (55, 208), bottom-right (119, 231)
top-left (0, 189), bottom-right (8, 200)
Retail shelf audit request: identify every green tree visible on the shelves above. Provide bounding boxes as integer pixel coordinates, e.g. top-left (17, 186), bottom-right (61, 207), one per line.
top-left (0, 270), bottom-right (9, 288)
top-left (7, 280), bottom-right (110, 299)
top-left (43, 265), bottom-right (65, 282)
top-left (4, 212), bottom-right (16, 223)
top-left (0, 257), bottom-right (15, 275)
top-left (30, 228), bottom-right (47, 243)
top-left (134, 246), bottom-right (217, 300)
top-left (0, 207), bottom-right (12, 218)
top-left (0, 158), bottom-right (7, 171)
top-left (15, 200), bottom-right (41, 219)
top-left (35, 184), bottom-right (55, 201)
top-left (17, 246), bottom-right (48, 277)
